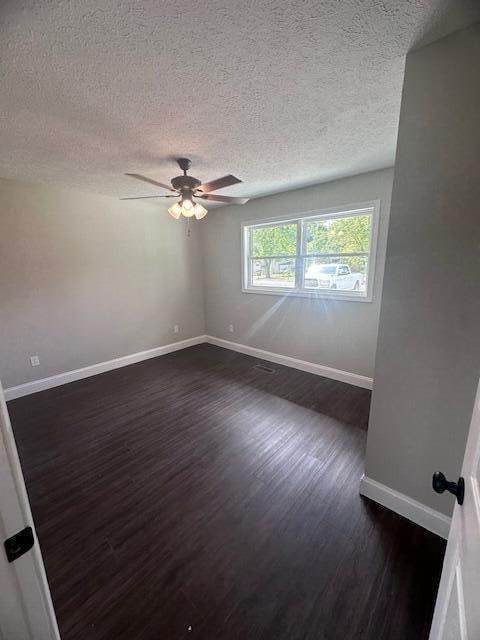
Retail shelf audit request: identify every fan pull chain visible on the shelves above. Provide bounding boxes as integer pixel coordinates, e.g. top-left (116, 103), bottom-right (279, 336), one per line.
top-left (186, 218), bottom-right (191, 237)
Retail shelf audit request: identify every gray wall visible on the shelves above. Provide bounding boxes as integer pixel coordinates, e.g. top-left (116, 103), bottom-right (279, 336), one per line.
top-left (201, 169), bottom-right (394, 378)
top-left (365, 25), bottom-right (480, 516)
top-left (0, 178), bottom-right (205, 388)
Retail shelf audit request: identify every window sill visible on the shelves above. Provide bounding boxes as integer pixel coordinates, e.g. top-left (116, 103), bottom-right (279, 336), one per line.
top-left (242, 287), bottom-right (373, 303)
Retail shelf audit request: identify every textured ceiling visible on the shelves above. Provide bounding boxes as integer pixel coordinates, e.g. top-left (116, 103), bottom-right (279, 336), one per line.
top-left (0, 1), bottom-right (479, 204)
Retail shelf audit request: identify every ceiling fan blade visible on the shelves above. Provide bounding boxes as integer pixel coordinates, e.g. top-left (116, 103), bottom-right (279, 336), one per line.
top-left (125, 173), bottom-right (176, 192)
top-left (120, 195), bottom-right (177, 200)
top-left (198, 194), bottom-right (249, 205)
top-left (197, 175), bottom-right (242, 193)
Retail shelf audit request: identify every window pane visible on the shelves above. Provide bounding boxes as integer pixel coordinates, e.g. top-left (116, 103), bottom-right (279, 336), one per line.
top-left (250, 223), bottom-right (297, 257)
top-left (304, 214), bottom-right (372, 255)
top-left (251, 258), bottom-right (296, 288)
top-left (304, 256), bottom-right (368, 293)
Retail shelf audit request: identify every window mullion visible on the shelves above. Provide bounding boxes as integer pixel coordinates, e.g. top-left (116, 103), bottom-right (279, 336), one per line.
top-left (295, 219), bottom-right (304, 290)
top-left (247, 228), bottom-right (253, 287)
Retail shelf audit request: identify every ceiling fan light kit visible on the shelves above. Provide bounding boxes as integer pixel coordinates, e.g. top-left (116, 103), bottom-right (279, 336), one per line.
top-left (168, 200), bottom-right (207, 220)
top-left (123, 158), bottom-right (249, 222)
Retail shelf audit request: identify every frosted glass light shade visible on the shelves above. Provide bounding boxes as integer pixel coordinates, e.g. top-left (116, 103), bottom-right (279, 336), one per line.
top-left (193, 203), bottom-right (207, 220)
top-left (168, 202), bottom-right (182, 219)
top-left (181, 203), bottom-right (195, 217)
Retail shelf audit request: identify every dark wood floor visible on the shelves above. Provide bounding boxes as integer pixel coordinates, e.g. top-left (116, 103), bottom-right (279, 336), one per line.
top-left (9, 344), bottom-right (445, 640)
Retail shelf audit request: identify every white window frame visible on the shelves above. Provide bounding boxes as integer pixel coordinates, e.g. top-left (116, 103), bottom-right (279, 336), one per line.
top-left (241, 200), bottom-right (380, 302)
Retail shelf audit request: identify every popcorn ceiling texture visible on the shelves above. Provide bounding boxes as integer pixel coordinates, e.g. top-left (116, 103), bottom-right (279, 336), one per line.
top-left (0, 0), bottom-right (478, 203)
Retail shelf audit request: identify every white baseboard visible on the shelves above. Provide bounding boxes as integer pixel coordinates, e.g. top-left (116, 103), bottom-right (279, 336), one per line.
top-left (359, 475), bottom-right (451, 539)
top-left (205, 335), bottom-right (373, 389)
top-left (4, 336), bottom-right (207, 401)
top-left (4, 334), bottom-right (372, 401)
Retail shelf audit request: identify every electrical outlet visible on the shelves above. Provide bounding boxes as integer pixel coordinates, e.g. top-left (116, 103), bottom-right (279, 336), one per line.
top-left (173, 324), bottom-right (179, 334)
top-left (228, 324), bottom-right (234, 333)
top-left (30, 355), bottom-right (40, 367)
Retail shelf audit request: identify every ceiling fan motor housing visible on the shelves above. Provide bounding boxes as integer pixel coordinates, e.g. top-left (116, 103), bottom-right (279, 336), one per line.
top-left (171, 174), bottom-right (201, 191)
top-left (171, 174), bottom-right (201, 202)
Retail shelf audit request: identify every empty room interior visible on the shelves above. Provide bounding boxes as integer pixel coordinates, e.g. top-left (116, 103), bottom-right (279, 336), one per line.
top-left (0, 2), bottom-right (479, 639)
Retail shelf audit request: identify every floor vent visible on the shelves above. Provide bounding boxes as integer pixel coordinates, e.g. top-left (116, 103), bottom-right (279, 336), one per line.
top-left (253, 364), bottom-right (276, 374)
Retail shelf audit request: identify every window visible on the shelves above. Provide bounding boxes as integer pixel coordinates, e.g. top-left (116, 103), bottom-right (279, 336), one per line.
top-left (242, 203), bottom-right (379, 301)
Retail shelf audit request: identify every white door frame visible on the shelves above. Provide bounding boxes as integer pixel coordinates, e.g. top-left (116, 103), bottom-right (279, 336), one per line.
top-left (0, 378), bottom-right (60, 639)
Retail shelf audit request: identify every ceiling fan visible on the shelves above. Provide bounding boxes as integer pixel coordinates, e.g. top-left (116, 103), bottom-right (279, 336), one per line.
top-left (121, 158), bottom-right (249, 220)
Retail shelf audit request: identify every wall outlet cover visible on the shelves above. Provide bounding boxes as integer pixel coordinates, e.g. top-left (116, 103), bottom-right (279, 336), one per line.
top-left (30, 355), bottom-right (40, 367)
top-left (228, 324), bottom-right (234, 333)
top-left (173, 325), bottom-right (179, 334)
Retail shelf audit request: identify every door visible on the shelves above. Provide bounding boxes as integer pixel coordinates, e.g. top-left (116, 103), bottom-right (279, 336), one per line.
top-left (336, 265), bottom-right (349, 289)
top-left (0, 379), bottom-right (60, 639)
top-left (429, 377), bottom-right (480, 639)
